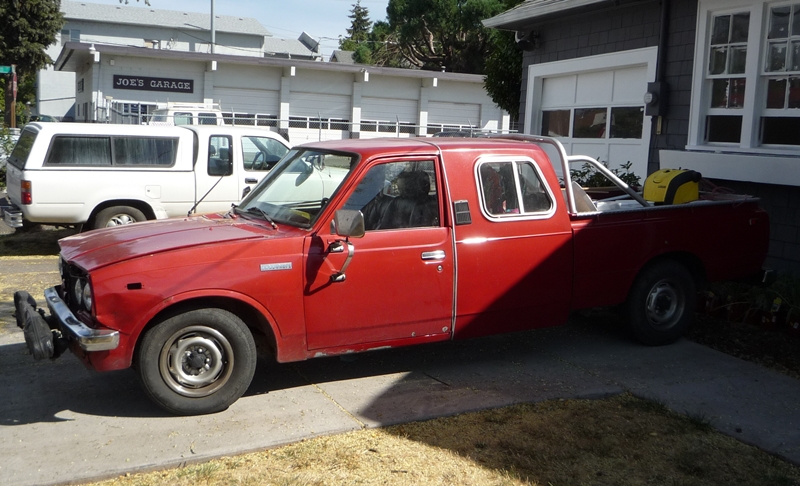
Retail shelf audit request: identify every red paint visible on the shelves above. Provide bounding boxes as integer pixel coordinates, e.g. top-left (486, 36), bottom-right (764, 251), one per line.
top-left (50, 137), bottom-right (769, 372)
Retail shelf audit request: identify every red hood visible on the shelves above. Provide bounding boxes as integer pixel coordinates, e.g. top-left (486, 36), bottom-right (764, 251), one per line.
top-left (59, 215), bottom-right (294, 272)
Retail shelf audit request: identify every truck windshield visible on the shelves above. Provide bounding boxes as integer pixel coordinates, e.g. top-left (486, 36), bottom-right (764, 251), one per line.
top-left (237, 148), bottom-right (357, 228)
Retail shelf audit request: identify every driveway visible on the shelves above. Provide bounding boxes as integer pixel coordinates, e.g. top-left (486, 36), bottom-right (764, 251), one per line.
top-left (1, 274), bottom-right (799, 485)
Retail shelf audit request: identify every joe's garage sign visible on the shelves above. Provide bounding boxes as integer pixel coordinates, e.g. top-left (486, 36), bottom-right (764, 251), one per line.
top-left (113, 75), bottom-right (194, 93)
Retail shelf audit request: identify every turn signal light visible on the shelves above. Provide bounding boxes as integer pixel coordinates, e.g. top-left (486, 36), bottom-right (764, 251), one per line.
top-left (21, 180), bottom-right (32, 205)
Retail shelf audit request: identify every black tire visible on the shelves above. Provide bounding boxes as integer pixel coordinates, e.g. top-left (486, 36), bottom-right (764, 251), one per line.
top-left (626, 260), bottom-right (696, 346)
top-left (136, 308), bottom-right (257, 415)
top-left (93, 206), bottom-right (146, 229)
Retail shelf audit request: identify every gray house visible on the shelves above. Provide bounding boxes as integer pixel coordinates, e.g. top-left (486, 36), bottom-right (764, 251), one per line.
top-left (485, 0), bottom-right (800, 274)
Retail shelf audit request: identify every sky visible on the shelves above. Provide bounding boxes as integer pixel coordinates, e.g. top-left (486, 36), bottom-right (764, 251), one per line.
top-left (81, 0), bottom-right (392, 60)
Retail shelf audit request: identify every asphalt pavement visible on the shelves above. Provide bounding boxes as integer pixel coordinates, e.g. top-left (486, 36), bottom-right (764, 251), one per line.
top-left (1, 308), bottom-right (799, 486)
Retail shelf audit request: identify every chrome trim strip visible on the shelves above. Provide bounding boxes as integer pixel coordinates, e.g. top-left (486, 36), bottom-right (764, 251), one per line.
top-left (44, 287), bottom-right (119, 351)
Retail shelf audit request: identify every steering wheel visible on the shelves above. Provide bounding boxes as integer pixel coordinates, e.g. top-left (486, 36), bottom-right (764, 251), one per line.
top-left (252, 152), bottom-right (266, 171)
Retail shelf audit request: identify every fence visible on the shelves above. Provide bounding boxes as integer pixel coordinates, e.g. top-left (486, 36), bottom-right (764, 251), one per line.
top-left (104, 107), bottom-right (517, 143)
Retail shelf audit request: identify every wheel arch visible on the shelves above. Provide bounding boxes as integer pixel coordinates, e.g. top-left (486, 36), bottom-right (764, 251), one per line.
top-left (131, 295), bottom-right (278, 369)
top-left (86, 200), bottom-right (157, 228)
top-left (637, 251), bottom-right (707, 287)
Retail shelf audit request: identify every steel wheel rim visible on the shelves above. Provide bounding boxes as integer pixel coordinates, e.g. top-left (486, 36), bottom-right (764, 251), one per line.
top-left (106, 214), bottom-right (137, 226)
top-left (159, 325), bottom-right (234, 398)
top-left (645, 279), bottom-right (684, 330)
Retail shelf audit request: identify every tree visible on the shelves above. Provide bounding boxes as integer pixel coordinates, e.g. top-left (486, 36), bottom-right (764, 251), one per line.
top-left (0, 0), bottom-right (64, 126)
top-left (383, 0), bottom-right (508, 74)
top-left (339, 1), bottom-right (372, 52)
top-left (483, 0), bottom-right (525, 120)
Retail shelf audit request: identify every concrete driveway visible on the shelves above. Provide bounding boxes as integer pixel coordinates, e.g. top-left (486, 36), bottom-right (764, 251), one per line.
top-left (2, 309), bottom-right (799, 486)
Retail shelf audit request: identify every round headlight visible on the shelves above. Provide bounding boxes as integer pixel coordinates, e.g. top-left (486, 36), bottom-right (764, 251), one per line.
top-left (82, 282), bottom-right (93, 312)
top-left (73, 279), bottom-right (83, 305)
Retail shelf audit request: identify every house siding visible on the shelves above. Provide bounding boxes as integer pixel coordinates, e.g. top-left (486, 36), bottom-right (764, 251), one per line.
top-left (513, 0), bottom-right (800, 275)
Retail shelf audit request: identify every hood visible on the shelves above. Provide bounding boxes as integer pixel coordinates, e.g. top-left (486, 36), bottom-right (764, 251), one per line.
top-left (60, 215), bottom-right (291, 272)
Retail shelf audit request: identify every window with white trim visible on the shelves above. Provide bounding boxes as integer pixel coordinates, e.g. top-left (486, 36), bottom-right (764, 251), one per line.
top-left (762, 3), bottom-right (800, 145)
top-left (692, 1), bottom-right (800, 151)
top-left (705, 11), bottom-right (749, 143)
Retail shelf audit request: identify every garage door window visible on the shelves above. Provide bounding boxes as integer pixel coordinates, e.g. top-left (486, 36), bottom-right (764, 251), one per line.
top-left (542, 107), bottom-right (643, 139)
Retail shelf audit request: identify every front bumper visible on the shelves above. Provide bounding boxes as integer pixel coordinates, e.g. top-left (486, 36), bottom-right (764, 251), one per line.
top-left (14, 287), bottom-right (119, 360)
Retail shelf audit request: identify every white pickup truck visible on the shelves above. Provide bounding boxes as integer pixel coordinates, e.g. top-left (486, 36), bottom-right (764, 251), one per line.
top-left (3, 122), bottom-right (290, 230)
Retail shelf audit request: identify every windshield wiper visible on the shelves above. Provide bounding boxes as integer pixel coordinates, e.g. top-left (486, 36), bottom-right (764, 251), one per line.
top-left (231, 205), bottom-right (277, 229)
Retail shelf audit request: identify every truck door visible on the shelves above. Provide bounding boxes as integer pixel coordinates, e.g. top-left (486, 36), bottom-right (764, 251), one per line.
top-left (193, 134), bottom-right (240, 214)
top-left (303, 158), bottom-right (454, 350)
top-left (451, 156), bottom-right (574, 339)
top-left (239, 135), bottom-right (291, 198)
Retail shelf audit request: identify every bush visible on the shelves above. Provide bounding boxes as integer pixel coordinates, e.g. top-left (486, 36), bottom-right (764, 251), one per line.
top-left (0, 127), bottom-right (18, 190)
top-left (571, 160), bottom-right (641, 188)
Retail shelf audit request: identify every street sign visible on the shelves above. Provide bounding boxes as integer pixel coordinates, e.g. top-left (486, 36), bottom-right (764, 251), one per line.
top-left (0, 66), bottom-right (12, 74)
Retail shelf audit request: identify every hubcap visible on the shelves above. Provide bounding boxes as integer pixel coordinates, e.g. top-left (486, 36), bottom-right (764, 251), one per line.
top-left (106, 213), bottom-right (137, 226)
top-left (159, 326), bottom-right (234, 397)
top-left (645, 280), bottom-right (684, 330)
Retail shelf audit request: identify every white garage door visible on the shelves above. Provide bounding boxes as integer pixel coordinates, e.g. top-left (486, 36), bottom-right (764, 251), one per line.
top-left (214, 87), bottom-right (279, 114)
top-left (428, 101), bottom-right (481, 128)
top-left (527, 48), bottom-right (657, 181)
top-left (289, 92), bottom-right (352, 142)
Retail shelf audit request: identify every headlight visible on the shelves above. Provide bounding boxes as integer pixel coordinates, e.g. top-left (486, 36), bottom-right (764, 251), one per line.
top-left (73, 279), bottom-right (83, 305)
top-left (82, 282), bottom-right (93, 312)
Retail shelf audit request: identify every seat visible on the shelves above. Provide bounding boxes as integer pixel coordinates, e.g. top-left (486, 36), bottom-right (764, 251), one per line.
top-left (367, 171), bottom-right (438, 230)
top-left (571, 181), bottom-right (597, 212)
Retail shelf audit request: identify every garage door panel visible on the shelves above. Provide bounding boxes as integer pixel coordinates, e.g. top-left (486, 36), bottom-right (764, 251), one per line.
top-left (362, 97), bottom-right (417, 122)
top-left (291, 93), bottom-right (350, 119)
top-left (576, 71), bottom-right (613, 104)
top-left (542, 75), bottom-right (577, 108)
top-left (428, 101), bottom-right (480, 126)
top-left (613, 67), bottom-right (647, 103)
top-left (214, 87), bottom-right (279, 114)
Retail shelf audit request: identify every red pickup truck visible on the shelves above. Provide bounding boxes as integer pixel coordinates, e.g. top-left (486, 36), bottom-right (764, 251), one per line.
top-left (14, 136), bottom-right (769, 415)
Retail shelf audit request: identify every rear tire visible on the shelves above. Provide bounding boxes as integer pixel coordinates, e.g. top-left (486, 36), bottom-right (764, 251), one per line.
top-left (93, 206), bottom-right (146, 229)
top-left (626, 260), bottom-right (696, 346)
top-left (136, 308), bottom-right (257, 415)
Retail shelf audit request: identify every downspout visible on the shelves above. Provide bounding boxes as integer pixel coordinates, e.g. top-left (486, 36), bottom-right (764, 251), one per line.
top-left (211, 0), bottom-right (216, 54)
top-left (648, 0), bottom-right (670, 174)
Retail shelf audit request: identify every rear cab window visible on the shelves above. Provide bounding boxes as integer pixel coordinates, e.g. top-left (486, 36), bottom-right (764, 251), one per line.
top-left (476, 156), bottom-right (557, 220)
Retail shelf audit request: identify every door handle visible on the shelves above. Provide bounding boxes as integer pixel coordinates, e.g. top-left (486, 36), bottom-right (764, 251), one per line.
top-left (421, 250), bottom-right (446, 261)
top-left (245, 178), bottom-right (258, 184)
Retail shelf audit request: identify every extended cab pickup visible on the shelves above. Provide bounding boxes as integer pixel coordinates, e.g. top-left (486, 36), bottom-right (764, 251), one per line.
top-left (14, 136), bottom-right (769, 415)
top-left (3, 122), bottom-right (290, 230)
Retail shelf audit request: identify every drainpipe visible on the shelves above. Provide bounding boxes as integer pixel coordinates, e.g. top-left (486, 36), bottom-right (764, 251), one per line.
top-left (210, 0), bottom-right (216, 54)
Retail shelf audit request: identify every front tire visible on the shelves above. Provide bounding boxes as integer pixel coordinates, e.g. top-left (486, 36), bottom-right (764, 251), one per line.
top-left (136, 308), bottom-right (257, 415)
top-left (626, 260), bottom-right (696, 346)
top-left (93, 206), bottom-right (146, 229)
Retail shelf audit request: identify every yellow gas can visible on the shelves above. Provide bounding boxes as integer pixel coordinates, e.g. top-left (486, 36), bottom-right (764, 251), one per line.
top-left (644, 169), bottom-right (702, 204)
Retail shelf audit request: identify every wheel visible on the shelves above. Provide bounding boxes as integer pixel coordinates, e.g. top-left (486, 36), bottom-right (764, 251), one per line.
top-left (136, 308), bottom-right (257, 415)
top-left (93, 206), bottom-right (146, 229)
top-left (626, 260), bottom-right (696, 346)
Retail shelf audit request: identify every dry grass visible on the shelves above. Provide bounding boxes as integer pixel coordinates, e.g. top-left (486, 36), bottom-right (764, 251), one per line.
top-left (91, 394), bottom-right (800, 486)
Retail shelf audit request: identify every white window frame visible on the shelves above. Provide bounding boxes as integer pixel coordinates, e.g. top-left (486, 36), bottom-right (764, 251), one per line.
top-left (680, 0), bottom-right (800, 186)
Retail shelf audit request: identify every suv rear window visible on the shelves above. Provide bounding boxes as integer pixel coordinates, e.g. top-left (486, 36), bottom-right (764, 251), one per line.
top-left (7, 130), bottom-right (36, 170)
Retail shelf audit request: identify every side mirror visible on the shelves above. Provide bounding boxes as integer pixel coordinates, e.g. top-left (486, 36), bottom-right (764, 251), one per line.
top-left (333, 209), bottom-right (365, 238)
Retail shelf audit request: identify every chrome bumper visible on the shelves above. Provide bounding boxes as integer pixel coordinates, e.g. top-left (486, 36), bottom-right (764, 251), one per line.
top-left (44, 287), bottom-right (119, 351)
top-left (3, 205), bottom-right (23, 228)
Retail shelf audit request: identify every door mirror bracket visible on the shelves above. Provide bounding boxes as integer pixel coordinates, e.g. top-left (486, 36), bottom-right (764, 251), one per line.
top-left (328, 210), bottom-right (365, 282)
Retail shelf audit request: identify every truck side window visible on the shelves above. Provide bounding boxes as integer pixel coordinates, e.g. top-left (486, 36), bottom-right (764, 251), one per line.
top-left (174, 112), bottom-right (193, 125)
top-left (242, 136), bottom-right (290, 171)
top-left (208, 136), bottom-right (233, 176)
top-left (45, 136), bottom-right (112, 166)
top-left (344, 160), bottom-right (439, 231)
top-left (478, 160), bottom-right (553, 217)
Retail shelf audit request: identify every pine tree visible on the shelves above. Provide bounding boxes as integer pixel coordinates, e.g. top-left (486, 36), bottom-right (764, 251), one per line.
top-left (339, 1), bottom-right (372, 51)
